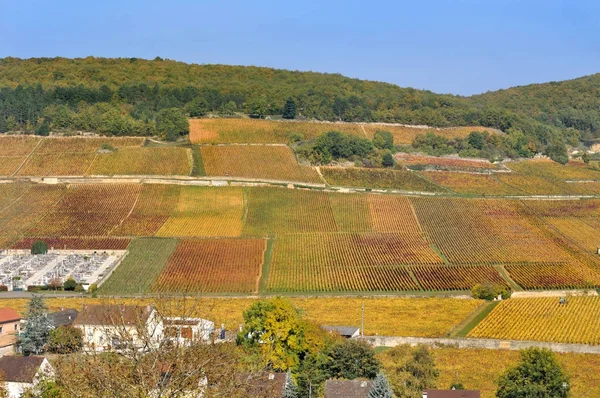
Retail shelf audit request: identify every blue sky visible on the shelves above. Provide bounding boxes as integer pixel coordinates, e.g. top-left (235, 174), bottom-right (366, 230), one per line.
top-left (0, 0), bottom-right (598, 95)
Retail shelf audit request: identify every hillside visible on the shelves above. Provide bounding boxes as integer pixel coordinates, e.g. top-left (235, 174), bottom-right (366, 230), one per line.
top-left (2, 57), bottom-right (596, 154)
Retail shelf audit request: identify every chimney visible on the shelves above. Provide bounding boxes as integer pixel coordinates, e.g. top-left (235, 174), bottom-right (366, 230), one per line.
top-left (360, 381), bottom-right (368, 388)
top-left (423, 392), bottom-right (428, 398)
top-left (268, 373), bottom-right (275, 380)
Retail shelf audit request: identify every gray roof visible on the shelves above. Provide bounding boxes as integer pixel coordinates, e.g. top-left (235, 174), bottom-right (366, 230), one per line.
top-left (48, 309), bottom-right (79, 328)
top-left (324, 379), bottom-right (373, 398)
top-left (322, 325), bottom-right (360, 337)
top-left (0, 356), bottom-right (46, 383)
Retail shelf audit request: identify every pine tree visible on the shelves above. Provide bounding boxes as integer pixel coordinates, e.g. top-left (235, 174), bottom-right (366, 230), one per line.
top-left (369, 373), bottom-right (394, 398)
top-left (283, 371), bottom-right (299, 398)
top-left (18, 295), bottom-right (54, 355)
top-left (282, 97), bottom-right (297, 119)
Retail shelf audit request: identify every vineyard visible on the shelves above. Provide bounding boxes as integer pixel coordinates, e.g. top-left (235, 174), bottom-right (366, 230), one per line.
top-left (11, 237), bottom-right (130, 251)
top-left (419, 171), bottom-right (522, 196)
top-left (320, 167), bottom-right (445, 192)
top-left (411, 265), bottom-right (507, 291)
top-left (152, 238), bottom-right (266, 294)
top-left (468, 296), bottom-right (600, 345)
top-left (496, 173), bottom-right (578, 195)
top-left (396, 154), bottom-right (501, 172)
top-left (201, 145), bottom-right (321, 183)
top-left (507, 159), bottom-right (600, 180)
top-left (87, 147), bottom-right (192, 176)
top-left (189, 118), bottom-right (363, 144)
top-left (361, 125), bottom-right (495, 145)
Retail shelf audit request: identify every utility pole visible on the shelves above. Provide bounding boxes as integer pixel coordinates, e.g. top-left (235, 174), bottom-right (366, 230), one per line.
top-left (361, 303), bottom-right (365, 338)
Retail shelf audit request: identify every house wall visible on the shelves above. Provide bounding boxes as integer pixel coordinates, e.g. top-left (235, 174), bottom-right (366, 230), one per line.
top-left (6, 381), bottom-right (33, 398)
top-left (0, 320), bottom-right (19, 335)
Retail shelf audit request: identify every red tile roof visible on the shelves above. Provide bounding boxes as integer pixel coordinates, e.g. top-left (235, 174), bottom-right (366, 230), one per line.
top-left (0, 308), bottom-right (20, 323)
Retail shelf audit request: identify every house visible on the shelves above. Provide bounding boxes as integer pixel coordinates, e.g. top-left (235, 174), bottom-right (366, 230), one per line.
top-left (324, 379), bottom-right (373, 398)
top-left (0, 356), bottom-right (54, 398)
top-left (73, 304), bottom-right (163, 352)
top-left (321, 325), bottom-right (360, 339)
top-left (423, 390), bottom-right (481, 398)
top-left (163, 317), bottom-right (214, 345)
top-left (244, 372), bottom-right (286, 397)
top-left (48, 308), bottom-right (78, 328)
top-left (0, 308), bottom-right (21, 354)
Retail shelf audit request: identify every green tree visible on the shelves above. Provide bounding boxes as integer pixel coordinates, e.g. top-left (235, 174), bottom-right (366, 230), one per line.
top-left (48, 326), bottom-right (83, 354)
top-left (496, 348), bottom-right (570, 398)
top-left (382, 152), bottom-right (395, 167)
top-left (282, 97), bottom-right (297, 119)
top-left (186, 97), bottom-right (209, 117)
top-left (156, 108), bottom-right (189, 141)
top-left (369, 373), bottom-right (394, 398)
top-left (546, 142), bottom-right (569, 165)
top-left (283, 371), bottom-right (299, 398)
top-left (468, 131), bottom-right (485, 150)
top-left (248, 96), bottom-right (268, 119)
top-left (582, 152), bottom-right (590, 164)
top-left (31, 241), bottom-right (48, 255)
top-left (373, 130), bottom-right (394, 150)
top-left (63, 277), bottom-right (77, 291)
top-left (237, 298), bottom-right (308, 371)
top-left (35, 120), bottom-right (50, 136)
top-left (381, 345), bottom-right (438, 397)
top-left (324, 339), bottom-right (380, 380)
top-left (19, 295), bottom-right (53, 355)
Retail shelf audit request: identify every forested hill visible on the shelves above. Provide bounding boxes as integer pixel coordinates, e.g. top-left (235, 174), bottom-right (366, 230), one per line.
top-left (0, 56), bottom-right (597, 151)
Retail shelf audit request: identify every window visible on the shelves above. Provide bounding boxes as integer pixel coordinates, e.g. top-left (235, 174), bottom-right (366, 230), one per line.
top-left (0, 326), bottom-right (3, 333)
top-left (14, 324), bottom-right (18, 331)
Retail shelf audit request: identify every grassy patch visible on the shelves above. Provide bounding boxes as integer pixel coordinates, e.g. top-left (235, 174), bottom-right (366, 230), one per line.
top-left (451, 300), bottom-right (499, 337)
top-left (191, 145), bottom-right (206, 176)
top-left (259, 238), bottom-right (275, 293)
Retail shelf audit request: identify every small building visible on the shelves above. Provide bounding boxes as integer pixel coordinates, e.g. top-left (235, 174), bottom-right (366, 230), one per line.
top-left (0, 308), bottom-right (21, 353)
top-left (423, 390), bottom-right (481, 398)
top-left (324, 379), bottom-right (373, 398)
top-left (48, 308), bottom-right (79, 328)
top-left (163, 317), bottom-right (214, 344)
top-left (0, 356), bottom-right (55, 398)
top-left (321, 325), bottom-right (360, 339)
top-left (244, 372), bottom-right (286, 398)
top-left (73, 304), bottom-right (163, 352)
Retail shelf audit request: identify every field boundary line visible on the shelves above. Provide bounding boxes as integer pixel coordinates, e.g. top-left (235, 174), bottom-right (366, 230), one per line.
top-left (360, 124), bottom-right (368, 138)
top-left (106, 186), bottom-right (142, 236)
top-left (12, 138), bottom-right (43, 177)
top-left (494, 265), bottom-right (522, 291)
top-left (83, 153), bottom-right (99, 176)
top-left (258, 238), bottom-right (275, 293)
top-left (449, 301), bottom-right (499, 338)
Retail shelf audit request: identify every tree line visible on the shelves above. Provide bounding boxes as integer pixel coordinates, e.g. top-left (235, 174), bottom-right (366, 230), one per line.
top-left (1, 57), bottom-right (598, 152)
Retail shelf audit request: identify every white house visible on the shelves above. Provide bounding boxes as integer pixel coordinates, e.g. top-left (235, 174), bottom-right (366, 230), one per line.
top-left (0, 356), bottom-right (55, 398)
top-left (73, 304), bottom-right (163, 352)
top-left (163, 317), bottom-right (214, 345)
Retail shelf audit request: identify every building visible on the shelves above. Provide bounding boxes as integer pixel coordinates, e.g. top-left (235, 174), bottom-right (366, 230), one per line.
top-left (73, 304), bottom-right (163, 352)
top-left (321, 325), bottom-right (361, 338)
top-left (324, 379), bottom-right (373, 398)
top-left (423, 390), bottom-right (481, 398)
top-left (0, 308), bottom-right (21, 354)
top-left (244, 372), bottom-right (286, 398)
top-left (163, 317), bottom-right (214, 345)
top-left (48, 308), bottom-right (78, 328)
top-left (0, 356), bottom-right (54, 398)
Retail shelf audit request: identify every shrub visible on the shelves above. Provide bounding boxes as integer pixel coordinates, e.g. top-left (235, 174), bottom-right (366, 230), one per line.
top-left (382, 151), bottom-right (395, 167)
top-left (373, 130), bottom-right (394, 150)
top-left (31, 240), bottom-right (48, 255)
top-left (48, 326), bottom-right (84, 354)
top-left (88, 283), bottom-right (98, 293)
top-left (63, 277), bottom-right (77, 291)
top-left (472, 283), bottom-right (511, 300)
top-left (0, 285), bottom-right (7, 292)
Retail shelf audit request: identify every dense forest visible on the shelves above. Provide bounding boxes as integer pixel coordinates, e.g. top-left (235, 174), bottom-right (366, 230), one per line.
top-left (0, 57), bottom-right (598, 156)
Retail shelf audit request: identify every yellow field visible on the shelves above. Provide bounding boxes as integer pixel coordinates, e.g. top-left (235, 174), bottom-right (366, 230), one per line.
top-left (34, 137), bottom-right (144, 153)
top-left (189, 118), bottom-right (363, 144)
top-left (17, 153), bottom-right (97, 176)
top-left (0, 156), bottom-right (26, 176)
top-left (362, 125), bottom-right (495, 145)
top-left (402, 347), bottom-right (600, 398)
top-left (497, 173), bottom-right (578, 195)
top-left (468, 297), bottom-right (600, 344)
top-left (0, 296), bottom-right (482, 337)
top-left (200, 145), bottom-right (321, 183)
top-left (88, 147), bottom-right (192, 176)
top-left (0, 136), bottom-right (41, 156)
top-left (156, 186), bottom-right (244, 237)
top-left (507, 159), bottom-right (600, 180)
top-left (420, 171), bottom-right (521, 196)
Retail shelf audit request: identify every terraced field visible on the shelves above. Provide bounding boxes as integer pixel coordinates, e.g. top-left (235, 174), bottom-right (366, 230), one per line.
top-left (361, 125), bottom-right (495, 145)
top-left (419, 171), bottom-right (521, 196)
top-left (201, 145), bottom-right (320, 183)
top-left (507, 159), bottom-right (600, 180)
top-left (88, 147), bottom-right (192, 176)
top-left (321, 167), bottom-right (445, 191)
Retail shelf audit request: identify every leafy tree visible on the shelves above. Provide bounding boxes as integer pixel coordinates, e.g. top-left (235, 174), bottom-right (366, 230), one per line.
top-left (19, 295), bottom-right (53, 355)
top-left (237, 298), bottom-right (308, 371)
top-left (63, 276), bottom-right (77, 291)
top-left (248, 96), bottom-right (268, 119)
top-left (546, 142), bottom-right (569, 165)
top-left (471, 283), bottom-right (511, 300)
top-left (35, 120), bottom-right (50, 136)
top-left (314, 131), bottom-right (374, 160)
top-left (186, 97), bottom-right (209, 117)
top-left (373, 130), bottom-right (394, 150)
top-left (31, 240), bottom-right (48, 255)
top-left (468, 131), bottom-right (485, 150)
top-left (48, 326), bottom-right (83, 354)
top-left (380, 345), bottom-right (438, 397)
top-left (282, 97), bottom-right (297, 119)
top-left (369, 373), bottom-right (394, 398)
top-left (324, 339), bottom-right (380, 380)
top-left (156, 108), bottom-right (189, 141)
top-left (496, 348), bottom-right (570, 398)
top-left (382, 152), bottom-right (395, 167)
top-left (582, 152), bottom-right (590, 164)
top-left (283, 371), bottom-right (299, 398)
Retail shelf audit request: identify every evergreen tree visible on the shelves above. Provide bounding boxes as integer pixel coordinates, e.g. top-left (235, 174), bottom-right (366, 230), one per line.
top-left (19, 295), bottom-right (53, 355)
top-left (382, 152), bottom-right (394, 167)
top-left (369, 373), bottom-right (394, 398)
top-left (282, 97), bottom-right (297, 119)
top-left (31, 240), bottom-right (48, 255)
top-left (35, 120), bottom-right (50, 136)
top-left (283, 371), bottom-right (299, 398)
